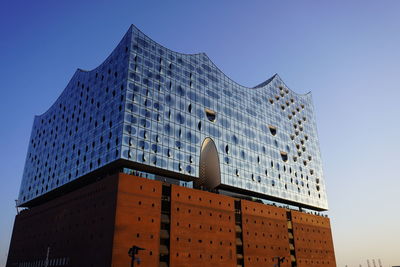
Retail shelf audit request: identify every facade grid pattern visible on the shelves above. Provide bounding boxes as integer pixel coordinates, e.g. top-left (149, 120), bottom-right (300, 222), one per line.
top-left (18, 25), bottom-right (328, 210)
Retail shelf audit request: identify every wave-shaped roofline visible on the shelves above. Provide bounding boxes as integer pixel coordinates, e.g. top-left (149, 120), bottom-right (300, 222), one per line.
top-left (128, 24), bottom-right (311, 96)
top-left (35, 24), bottom-right (311, 118)
top-left (34, 27), bottom-right (132, 118)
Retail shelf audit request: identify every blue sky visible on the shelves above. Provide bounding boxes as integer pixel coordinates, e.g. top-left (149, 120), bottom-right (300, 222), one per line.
top-left (1, 1), bottom-right (400, 266)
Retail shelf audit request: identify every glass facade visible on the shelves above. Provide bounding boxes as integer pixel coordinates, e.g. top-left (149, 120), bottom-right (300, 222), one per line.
top-left (18, 25), bottom-right (328, 210)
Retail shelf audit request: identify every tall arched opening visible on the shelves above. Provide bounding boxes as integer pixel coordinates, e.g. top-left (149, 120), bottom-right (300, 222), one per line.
top-left (198, 137), bottom-right (221, 189)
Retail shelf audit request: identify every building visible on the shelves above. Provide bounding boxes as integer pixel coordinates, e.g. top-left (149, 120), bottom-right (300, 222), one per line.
top-left (7, 25), bottom-right (336, 267)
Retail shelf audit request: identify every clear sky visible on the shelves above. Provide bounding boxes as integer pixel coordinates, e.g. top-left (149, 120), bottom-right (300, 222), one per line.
top-left (1, 1), bottom-right (399, 266)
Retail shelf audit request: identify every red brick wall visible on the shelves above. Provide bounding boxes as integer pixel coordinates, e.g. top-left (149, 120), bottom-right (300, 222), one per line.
top-left (241, 200), bottom-right (291, 267)
top-left (7, 174), bottom-right (119, 267)
top-left (291, 210), bottom-right (336, 267)
top-left (169, 185), bottom-right (237, 267)
top-left (7, 173), bottom-right (337, 267)
top-left (111, 174), bottom-right (162, 267)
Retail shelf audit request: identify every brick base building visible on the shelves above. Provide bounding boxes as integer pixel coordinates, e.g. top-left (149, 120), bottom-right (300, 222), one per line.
top-left (7, 172), bottom-right (335, 267)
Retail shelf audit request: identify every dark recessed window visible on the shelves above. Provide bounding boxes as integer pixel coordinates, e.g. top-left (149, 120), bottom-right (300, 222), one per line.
top-left (205, 108), bottom-right (216, 122)
top-left (280, 152), bottom-right (288, 162)
top-left (268, 125), bottom-right (277, 136)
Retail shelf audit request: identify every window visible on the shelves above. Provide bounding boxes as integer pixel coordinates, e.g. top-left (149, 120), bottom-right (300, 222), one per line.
top-left (280, 152), bottom-right (288, 162)
top-left (205, 108), bottom-right (216, 122)
top-left (268, 125), bottom-right (277, 136)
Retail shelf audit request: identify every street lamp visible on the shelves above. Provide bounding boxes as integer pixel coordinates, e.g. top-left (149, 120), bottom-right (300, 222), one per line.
top-left (128, 246), bottom-right (145, 267)
top-left (273, 256), bottom-right (285, 267)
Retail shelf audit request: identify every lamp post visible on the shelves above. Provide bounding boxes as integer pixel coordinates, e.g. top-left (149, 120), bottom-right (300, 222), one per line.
top-left (128, 246), bottom-right (145, 267)
top-left (273, 256), bottom-right (285, 267)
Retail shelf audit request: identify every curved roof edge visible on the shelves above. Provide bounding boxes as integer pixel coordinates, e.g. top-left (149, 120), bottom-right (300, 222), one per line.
top-left (34, 69), bottom-right (81, 118)
top-left (34, 27), bottom-right (132, 118)
top-left (35, 24), bottom-right (312, 118)
top-left (129, 24), bottom-right (311, 96)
